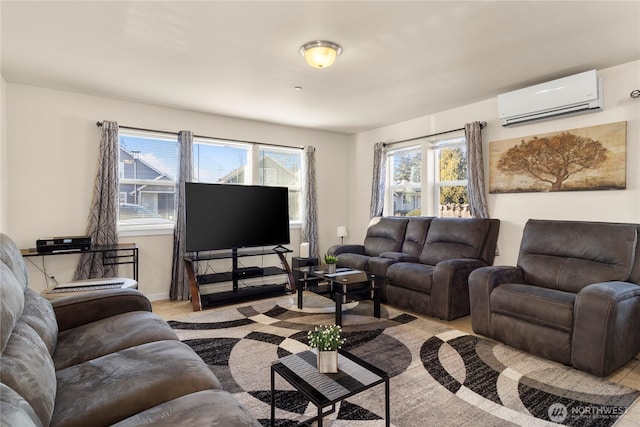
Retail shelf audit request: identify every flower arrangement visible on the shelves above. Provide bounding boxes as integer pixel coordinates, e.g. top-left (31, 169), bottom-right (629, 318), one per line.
top-left (324, 255), bottom-right (338, 265)
top-left (307, 325), bottom-right (345, 351)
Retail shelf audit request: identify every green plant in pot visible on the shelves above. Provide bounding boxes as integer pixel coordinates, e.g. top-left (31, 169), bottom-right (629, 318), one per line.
top-left (324, 254), bottom-right (338, 273)
top-left (308, 325), bottom-right (345, 373)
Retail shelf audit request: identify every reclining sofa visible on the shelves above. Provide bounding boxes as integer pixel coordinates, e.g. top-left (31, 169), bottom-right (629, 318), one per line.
top-left (0, 233), bottom-right (260, 427)
top-left (469, 219), bottom-right (640, 377)
top-left (328, 216), bottom-right (500, 320)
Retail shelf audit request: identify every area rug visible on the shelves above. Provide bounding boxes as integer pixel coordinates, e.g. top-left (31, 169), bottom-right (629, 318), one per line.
top-left (168, 293), bottom-right (639, 427)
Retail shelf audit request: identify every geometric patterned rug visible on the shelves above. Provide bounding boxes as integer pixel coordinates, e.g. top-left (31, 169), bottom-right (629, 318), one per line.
top-left (168, 293), bottom-right (640, 427)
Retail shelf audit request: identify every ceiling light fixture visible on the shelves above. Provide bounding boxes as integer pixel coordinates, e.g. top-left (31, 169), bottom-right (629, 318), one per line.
top-left (300, 40), bottom-right (342, 69)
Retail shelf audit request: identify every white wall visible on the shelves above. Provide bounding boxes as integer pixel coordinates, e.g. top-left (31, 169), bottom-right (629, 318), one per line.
top-left (5, 84), bottom-right (350, 299)
top-left (1, 74), bottom-right (7, 233)
top-left (349, 61), bottom-right (640, 266)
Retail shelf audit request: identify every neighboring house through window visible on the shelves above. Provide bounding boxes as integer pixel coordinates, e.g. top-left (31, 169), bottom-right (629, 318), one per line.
top-left (117, 130), bottom-right (302, 233)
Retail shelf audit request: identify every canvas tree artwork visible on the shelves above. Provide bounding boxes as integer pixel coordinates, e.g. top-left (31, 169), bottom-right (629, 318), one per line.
top-left (489, 121), bottom-right (626, 193)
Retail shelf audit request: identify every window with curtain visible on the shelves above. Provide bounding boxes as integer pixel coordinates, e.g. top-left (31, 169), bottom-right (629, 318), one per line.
top-left (118, 130), bottom-right (302, 234)
top-left (384, 136), bottom-right (470, 218)
top-left (118, 130), bottom-right (178, 231)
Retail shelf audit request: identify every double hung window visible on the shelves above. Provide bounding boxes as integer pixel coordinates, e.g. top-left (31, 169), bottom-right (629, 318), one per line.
top-left (385, 136), bottom-right (470, 218)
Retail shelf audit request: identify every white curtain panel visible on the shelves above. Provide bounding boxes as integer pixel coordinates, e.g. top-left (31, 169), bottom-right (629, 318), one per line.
top-left (75, 121), bottom-right (119, 280)
top-left (301, 146), bottom-right (319, 259)
top-left (464, 121), bottom-right (490, 218)
top-left (170, 130), bottom-right (194, 301)
top-left (370, 142), bottom-right (387, 218)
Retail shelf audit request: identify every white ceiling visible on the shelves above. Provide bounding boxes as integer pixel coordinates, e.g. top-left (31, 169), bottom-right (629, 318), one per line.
top-left (2, 1), bottom-right (639, 134)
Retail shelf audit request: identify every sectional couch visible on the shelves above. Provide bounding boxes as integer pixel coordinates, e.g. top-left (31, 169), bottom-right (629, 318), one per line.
top-left (469, 219), bottom-right (640, 377)
top-left (0, 233), bottom-right (260, 427)
top-left (328, 216), bottom-right (500, 320)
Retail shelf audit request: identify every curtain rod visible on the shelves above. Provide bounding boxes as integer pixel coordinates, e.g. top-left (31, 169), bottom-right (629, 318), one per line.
top-left (96, 122), bottom-right (304, 150)
top-left (383, 121), bottom-right (487, 147)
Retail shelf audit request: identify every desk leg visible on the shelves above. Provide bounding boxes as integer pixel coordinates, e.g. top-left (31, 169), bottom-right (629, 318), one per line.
top-left (373, 286), bottom-right (381, 319)
top-left (270, 367), bottom-right (275, 427)
top-left (385, 377), bottom-right (390, 427)
top-left (298, 272), bottom-right (307, 309)
top-left (335, 290), bottom-right (343, 326)
top-left (318, 405), bottom-right (323, 427)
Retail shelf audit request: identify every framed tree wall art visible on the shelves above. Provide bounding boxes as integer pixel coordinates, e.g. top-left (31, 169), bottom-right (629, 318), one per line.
top-left (489, 121), bottom-right (626, 193)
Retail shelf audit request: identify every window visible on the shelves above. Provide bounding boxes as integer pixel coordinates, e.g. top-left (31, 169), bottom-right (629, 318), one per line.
top-left (118, 130), bottom-right (303, 233)
top-left (259, 147), bottom-right (302, 223)
top-left (384, 136), bottom-right (470, 218)
top-left (118, 131), bottom-right (178, 231)
top-left (435, 137), bottom-right (470, 218)
top-left (387, 146), bottom-right (422, 216)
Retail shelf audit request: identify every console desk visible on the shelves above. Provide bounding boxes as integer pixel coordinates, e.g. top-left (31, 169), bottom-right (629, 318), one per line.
top-left (21, 243), bottom-right (139, 281)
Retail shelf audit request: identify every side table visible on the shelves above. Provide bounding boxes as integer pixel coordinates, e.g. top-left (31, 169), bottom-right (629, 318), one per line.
top-left (271, 348), bottom-right (390, 426)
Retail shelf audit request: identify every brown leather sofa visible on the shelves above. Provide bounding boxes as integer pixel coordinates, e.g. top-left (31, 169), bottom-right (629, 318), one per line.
top-left (0, 233), bottom-right (259, 427)
top-left (469, 219), bottom-right (640, 377)
top-left (328, 216), bottom-right (500, 320)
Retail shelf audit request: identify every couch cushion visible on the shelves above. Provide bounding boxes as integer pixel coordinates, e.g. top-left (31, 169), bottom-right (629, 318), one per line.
top-left (22, 289), bottom-right (58, 356)
top-left (491, 283), bottom-right (576, 333)
top-left (363, 217), bottom-right (408, 257)
top-left (387, 262), bottom-right (434, 293)
top-left (112, 390), bottom-right (260, 427)
top-left (0, 383), bottom-right (42, 427)
top-left (53, 310), bottom-right (179, 370)
top-left (518, 220), bottom-right (637, 293)
top-left (52, 340), bottom-right (222, 427)
top-left (0, 320), bottom-right (56, 427)
top-left (1, 233), bottom-right (29, 291)
top-left (400, 217), bottom-right (433, 257)
top-left (1, 262), bottom-right (25, 353)
top-left (336, 253), bottom-right (369, 271)
top-left (419, 218), bottom-right (489, 265)
top-left (367, 256), bottom-right (397, 277)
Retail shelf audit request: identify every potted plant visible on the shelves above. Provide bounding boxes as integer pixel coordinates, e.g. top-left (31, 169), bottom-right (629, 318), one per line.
top-left (308, 325), bottom-right (345, 373)
top-left (324, 254), bottom-right (338, 274)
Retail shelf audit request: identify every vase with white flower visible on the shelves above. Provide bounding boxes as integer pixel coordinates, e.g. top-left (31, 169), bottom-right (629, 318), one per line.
top-left (308, 324), bottom-right (345, 373)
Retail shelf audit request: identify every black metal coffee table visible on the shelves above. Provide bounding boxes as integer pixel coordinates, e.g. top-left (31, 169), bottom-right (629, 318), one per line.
top-left (294, 266), bottom-right (381, 326)
top-left (270, 349), bottom-right (390, 427)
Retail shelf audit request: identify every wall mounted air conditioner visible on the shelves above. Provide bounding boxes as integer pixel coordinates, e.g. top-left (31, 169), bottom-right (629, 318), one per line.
top-left (497, 70), bottom-right (603, 127)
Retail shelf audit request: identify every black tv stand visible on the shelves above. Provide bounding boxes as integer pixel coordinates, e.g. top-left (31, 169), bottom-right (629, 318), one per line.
top-left (184, 246), bottom-right (294, 311)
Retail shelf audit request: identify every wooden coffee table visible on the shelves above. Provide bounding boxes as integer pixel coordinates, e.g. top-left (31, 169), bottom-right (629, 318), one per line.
top-left (294, 267), bottom-right (381, 326)
top-left (271, 348), bottom-right (390, 426)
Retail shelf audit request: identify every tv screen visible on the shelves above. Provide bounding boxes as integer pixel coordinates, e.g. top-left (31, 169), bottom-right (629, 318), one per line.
top-left (185, 182), bottom-right (290, 252)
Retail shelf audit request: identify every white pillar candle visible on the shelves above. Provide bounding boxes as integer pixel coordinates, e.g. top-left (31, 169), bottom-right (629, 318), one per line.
top-left (300, 242), bottom-right (310, 258)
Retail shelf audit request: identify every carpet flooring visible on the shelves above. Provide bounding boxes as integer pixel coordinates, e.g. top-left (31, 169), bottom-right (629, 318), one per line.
top-left (168, 293), bottom-right (639, 427)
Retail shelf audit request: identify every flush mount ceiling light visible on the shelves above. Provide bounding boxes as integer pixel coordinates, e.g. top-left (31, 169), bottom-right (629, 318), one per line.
top-left (300, 40), bottom-right (342, 69)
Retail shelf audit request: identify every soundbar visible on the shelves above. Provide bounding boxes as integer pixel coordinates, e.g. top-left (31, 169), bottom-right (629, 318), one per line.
top-left (36, 236), bottom-right (92, 253)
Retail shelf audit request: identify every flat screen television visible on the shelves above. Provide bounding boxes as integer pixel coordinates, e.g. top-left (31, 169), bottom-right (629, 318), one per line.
top-left (184, 182), bottom-right (290, 253)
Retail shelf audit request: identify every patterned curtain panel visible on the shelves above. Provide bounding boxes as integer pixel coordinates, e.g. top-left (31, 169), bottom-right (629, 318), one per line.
top-left (369, 142), bottom-right (387, 218)
top-left (170, 130), bottom-right (194, 301)
top-left (465, 121), bottom-right (490, 218)
top-left (301, 146), bottom-right (319, 259)
top-left (74, 121), bottom-right (119, 280)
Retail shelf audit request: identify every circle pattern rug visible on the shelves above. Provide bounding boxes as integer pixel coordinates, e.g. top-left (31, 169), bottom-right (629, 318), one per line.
top-left (168, 293), bottom-right (639, 427)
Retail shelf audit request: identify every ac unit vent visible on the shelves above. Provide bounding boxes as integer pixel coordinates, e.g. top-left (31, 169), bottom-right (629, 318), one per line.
top-left (498, 70), bottom-right (603, 127)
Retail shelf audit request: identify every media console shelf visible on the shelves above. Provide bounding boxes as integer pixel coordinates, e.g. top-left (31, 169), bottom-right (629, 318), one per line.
top-left (184, 246), bottom-right (295, 311)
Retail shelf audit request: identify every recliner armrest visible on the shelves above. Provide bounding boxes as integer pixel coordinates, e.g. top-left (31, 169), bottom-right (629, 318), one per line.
top-left (431, 259), bottom-right (489, 320)
top-left (327, 244), bottom-right (365, 256)
top-left (468, 266), bottom-right (525, 336)
top-left (572, 281), bottom-right (640, 377)
top-left (52, 288), bottom-right (153, 331)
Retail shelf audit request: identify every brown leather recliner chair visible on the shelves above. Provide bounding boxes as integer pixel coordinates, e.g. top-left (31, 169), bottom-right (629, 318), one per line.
top-left (469, 219), bottom-right (640, 377)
